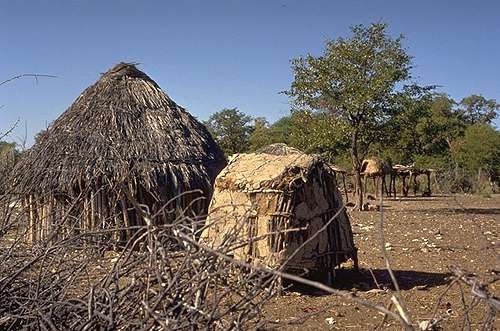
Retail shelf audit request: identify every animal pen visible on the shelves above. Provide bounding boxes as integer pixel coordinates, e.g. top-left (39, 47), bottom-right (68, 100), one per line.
top-left (200, 152), bottom-right (358, 280)
top-left (10, 63), bottom-right (226, 244)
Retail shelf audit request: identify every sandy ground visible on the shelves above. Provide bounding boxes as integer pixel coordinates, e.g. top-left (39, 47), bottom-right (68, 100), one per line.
top-left (262, 194), bottom-right (499, 330)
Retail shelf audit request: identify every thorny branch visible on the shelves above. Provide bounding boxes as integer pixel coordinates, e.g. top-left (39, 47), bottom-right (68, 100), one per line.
top-left (0, 74), bottom-right (58, 87)
top-left (1, 73), bottom-right (57, 141)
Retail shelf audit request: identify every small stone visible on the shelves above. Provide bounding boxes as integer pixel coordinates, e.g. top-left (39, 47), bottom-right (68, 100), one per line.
top-left (325, 317), bottom-right (335, 325)
top-left (419, 320), bottom-right (431, 330)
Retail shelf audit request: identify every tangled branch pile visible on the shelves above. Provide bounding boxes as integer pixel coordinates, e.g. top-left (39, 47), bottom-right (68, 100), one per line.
top-left (0, 190), bottom-right (280, 330)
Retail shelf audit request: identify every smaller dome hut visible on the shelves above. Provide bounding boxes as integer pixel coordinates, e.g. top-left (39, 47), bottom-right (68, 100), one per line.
top-left (201, 152), bottom-right (357, 279)
top-left (259, 143), bottom-right (350, 202)
top-left (11, 63), bottom-right (226, 244)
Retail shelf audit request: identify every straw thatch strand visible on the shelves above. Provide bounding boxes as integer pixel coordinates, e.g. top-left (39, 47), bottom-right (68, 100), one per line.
top-left (11, 63), bottom-right (226, 243)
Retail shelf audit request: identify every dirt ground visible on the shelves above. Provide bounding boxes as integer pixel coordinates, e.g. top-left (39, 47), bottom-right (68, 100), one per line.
top-left (262, 194), bottom-right (499, 330)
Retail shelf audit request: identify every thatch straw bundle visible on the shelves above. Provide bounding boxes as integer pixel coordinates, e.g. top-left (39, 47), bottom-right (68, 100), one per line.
top-left (11, 63), bottom-right (226, 243)
top-left (201, 152), bottom-right (357, 278)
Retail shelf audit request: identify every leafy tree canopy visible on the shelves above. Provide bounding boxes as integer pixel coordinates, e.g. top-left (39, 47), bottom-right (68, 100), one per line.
top-left (451, 124), bottom-right (500, 177)
top-left (456, 95), bottom-right (499, 125)
top-left (247, 117), bottom-right (273, 151)
top-left (286, 22), bottom-right (414, 209)
top-left (204, 108), bottom-right (253, 156)
top-left (286, 23), bottom-right (412, 166)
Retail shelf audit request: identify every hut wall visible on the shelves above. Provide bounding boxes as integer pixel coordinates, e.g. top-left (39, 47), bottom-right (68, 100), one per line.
top-left (23, 182), bottom-right (212, 245)
top-left (201, 169), bottom-right (356, 273)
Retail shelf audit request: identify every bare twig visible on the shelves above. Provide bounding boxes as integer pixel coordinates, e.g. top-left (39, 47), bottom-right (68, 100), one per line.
top-left (0, 74), bottom-right (57, 87)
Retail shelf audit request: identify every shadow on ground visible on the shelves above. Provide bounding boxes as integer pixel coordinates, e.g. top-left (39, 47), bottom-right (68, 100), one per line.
top-left (387, 207), bottom-right (500, 215)
top-left (285, 268), bottom-right (451, 296)
top-left (385, 198), bottom-right (444, 202)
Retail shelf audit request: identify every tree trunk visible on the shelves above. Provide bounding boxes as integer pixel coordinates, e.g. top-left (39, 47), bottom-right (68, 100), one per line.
top-left (353, 170), bottom-right (363, 210)
top-left (350, 134), bottom-right (363, 211)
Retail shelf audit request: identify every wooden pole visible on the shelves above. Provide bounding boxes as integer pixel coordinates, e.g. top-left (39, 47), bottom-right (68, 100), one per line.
top-left (342, 173), bottom-right (348, 203)
top-left (28, 195), bottom-right (35, 242)
top-left (90, 192), bottom-right (96, 232)
top-left (412, 173), bottom-right (418, 196)
top-left (121, 196), bottom-right (131, 241)
top-left (401, 175), bottom-right (407, 197)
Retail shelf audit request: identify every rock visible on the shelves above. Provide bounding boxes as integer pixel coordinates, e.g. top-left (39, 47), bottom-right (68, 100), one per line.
top-left (363, 202), bottom-right (380, 211)
top-left (415, 284), bottom-right (429, 291)
top-left (419, 320), bottom-right (431, 330)
top-left (325, 317), bottom-right (336, 325)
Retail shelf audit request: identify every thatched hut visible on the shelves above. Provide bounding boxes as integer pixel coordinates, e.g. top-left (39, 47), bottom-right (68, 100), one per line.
top-left (11, 63), bottom-right (226, 243)
top-left (200, 152), bottom-right (357, 279)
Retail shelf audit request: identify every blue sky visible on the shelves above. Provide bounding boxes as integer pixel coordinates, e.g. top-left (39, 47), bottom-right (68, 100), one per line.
top-left (1, 0), bottom-right (499, 146)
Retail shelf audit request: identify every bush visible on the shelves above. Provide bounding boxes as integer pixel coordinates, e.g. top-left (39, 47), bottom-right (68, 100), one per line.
top-left (452, 124), bottom-right (500, 190)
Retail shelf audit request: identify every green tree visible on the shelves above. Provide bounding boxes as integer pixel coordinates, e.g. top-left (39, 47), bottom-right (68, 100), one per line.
top-left (457, 95), bottom-right (499, 125)
top-left (286, 23), bottom-right (412, 210)
top-left (204, 108), bottom-right (253, 156)
top-left (392, 93), bottom-right (463, 161)
top-left (411, 94), bottom-right (466, 169)
top-left (377, 86), bottom-right (431, 164)
top-left (286, 110), bottom-right (349, 161)
top-left (268, 116), bottom-right (292, 145)
top-left (451, 124), bottom-right (500, 188)
top-left (247, 117), bottom-right (274, 151)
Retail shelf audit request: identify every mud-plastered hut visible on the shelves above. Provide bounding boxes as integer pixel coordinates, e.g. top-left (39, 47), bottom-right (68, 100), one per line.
top-left (11, 63), bottom-right (226, 243)
top-left (200, 152), bottom-right (357, 277)
top-left (258, 142), bottom-right (350, 202)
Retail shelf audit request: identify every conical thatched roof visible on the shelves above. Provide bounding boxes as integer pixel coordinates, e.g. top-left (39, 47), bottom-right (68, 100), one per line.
top-left (11, 63), bottom-right (226, 196)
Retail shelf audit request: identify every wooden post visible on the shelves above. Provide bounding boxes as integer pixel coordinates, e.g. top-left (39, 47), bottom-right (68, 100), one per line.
top-left (342, 173), bottom-right (348, 203)
top-left (121, 196), bottom-right (131, 242)
top-left (427, 171), bottom-right (431, 196)
top-left (423, 171), bottom-right (432, 197)
top-left (401, 175), bottom-right (408, 197)
top-left (412, 173), bottom-right (418, 196)
top-left (28, 195), bottom-right (34, 242)
top-left (90, 192), bottom-right (96, 232)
